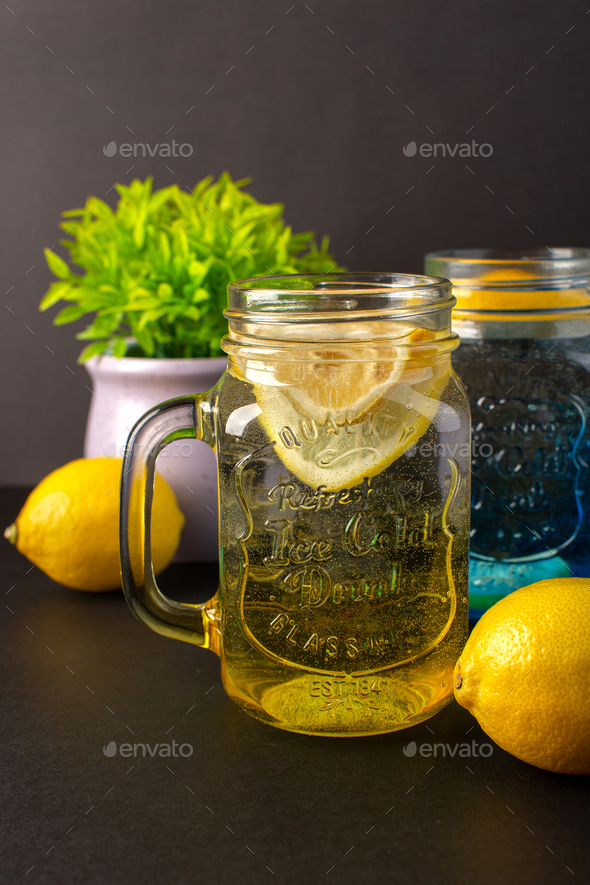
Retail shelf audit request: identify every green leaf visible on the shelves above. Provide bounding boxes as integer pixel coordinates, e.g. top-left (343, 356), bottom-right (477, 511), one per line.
top-left (76, 313), bottom-right (121, 339)
top-left (39, 281), bottom-right (72, 311)
top-left (54, 304), bottom-right (86, 325)
top-left (137, 307), bottom-right (170, 330)
top-left (112, 337), bottom-right (127, 358)
top-left (158, 231), bottom-right (171, 266)
top-left (192, 287), bottom-right (210, 304)
top-left (135, 326), bottom-right (155, 356)
top-left (188, 259), bottom-right (207, 280)
top-left (132, 211), bottom-right (147, 249)
top-left (44, 249), bottom-right (72, 280)
top-left (77, 340), bottom-right (110, 363)
top-left (156, 283), bottom-right (174, 301)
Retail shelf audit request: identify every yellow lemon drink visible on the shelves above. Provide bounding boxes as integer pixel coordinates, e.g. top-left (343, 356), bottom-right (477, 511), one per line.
top-left (214, 275), bottom-right (471, 735)
top-left (120, 273), bottom-right (472, 736)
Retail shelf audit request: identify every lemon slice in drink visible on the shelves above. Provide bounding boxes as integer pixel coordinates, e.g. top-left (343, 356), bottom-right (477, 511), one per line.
top-left (232, 328), bottom-right (455, 491)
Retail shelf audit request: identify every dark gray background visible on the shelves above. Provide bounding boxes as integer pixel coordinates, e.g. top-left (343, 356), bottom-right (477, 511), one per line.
top-left (2, 0), bottom-right (589, 484)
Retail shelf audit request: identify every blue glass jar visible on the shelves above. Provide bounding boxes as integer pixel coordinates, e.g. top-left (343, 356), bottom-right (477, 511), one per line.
top-left (425, 248), bottom-right (590, 616)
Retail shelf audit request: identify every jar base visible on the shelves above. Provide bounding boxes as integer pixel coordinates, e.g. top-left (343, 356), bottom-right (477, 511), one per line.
top-left (225, 672), bottom-right (455, 737)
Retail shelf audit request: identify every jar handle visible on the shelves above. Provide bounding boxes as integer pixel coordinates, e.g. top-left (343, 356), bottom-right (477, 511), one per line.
top-left (120, 394), bottom-right (218, 649)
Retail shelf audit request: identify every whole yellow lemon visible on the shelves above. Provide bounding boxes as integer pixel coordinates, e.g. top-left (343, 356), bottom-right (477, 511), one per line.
top-left (4, 458), bottom-right (184, 591)
top-left (454, 578), bottom-right (590, 774)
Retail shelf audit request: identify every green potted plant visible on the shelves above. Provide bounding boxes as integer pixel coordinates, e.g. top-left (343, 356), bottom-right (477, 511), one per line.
top-left (41, 173), bottom-right (341, 560)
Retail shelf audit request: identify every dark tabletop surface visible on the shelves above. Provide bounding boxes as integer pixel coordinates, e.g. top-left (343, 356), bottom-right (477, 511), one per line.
top-left (2, 486), bottom-right (589, 885)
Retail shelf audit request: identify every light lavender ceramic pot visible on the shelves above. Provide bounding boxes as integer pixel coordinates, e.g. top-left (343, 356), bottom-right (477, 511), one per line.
top-left (84, 355), bottom-right (226, 562)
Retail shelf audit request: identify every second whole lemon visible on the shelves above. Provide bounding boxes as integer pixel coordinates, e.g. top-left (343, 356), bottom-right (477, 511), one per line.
top-left (5, 458), bottom-right (184, 591)
top-left (454, 578), bottom-right (590, 775)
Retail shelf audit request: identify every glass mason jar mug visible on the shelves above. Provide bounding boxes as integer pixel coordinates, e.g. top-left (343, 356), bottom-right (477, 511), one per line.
top-left (425, 248), bottom-right (590, 614)
top-left (120, 273), bottom-right (471, 736)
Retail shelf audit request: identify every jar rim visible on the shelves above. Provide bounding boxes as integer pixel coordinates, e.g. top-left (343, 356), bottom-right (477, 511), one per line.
top-left (425, 247), bottom-right (590, 264)
top-left (424, 247), bottom-right (590, 293)
top-left (225, 273), bottom-right (457, 352)
top-left (227, 272), bottom-right (454, 315)
top-left (424, 247), bottom-right (590, 325)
